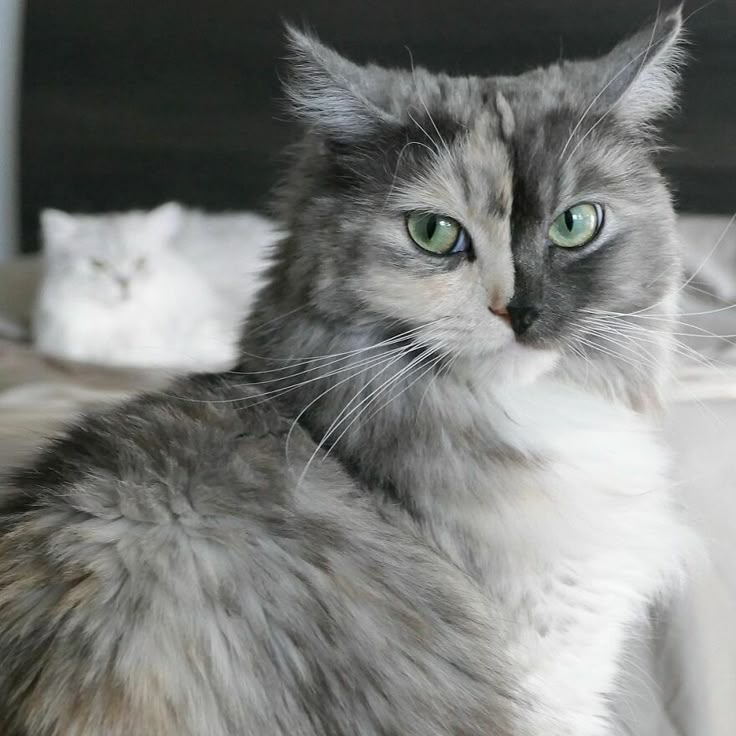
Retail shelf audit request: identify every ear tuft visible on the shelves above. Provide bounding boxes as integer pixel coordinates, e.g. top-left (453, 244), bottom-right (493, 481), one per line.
top-left (599, 5), bottom-right (687, 128)
top-left (283, 24), bottom-right (395, 141)
top-left (145, 202), bottom-right (183, 243)
top-left (40, 208), bottom-right (78, 246)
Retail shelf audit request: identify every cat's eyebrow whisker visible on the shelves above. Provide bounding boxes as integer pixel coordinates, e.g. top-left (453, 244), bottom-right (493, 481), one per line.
top-left (383, 140), bottom-right (439, 211)
top-left (407, 111), bottom-right (442, 159)
top-left (405, 45), bottom-right (453, 161)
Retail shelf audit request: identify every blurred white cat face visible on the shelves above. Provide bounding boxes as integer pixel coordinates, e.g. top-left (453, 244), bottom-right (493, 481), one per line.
top-left (40, 203), bottom-right (183, 304)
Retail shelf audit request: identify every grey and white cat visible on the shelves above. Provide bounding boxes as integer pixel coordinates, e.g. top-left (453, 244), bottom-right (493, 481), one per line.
top-left (1, 7), bottom-right (696, 736)
top-left (34, 203), bottom-right (279, 370)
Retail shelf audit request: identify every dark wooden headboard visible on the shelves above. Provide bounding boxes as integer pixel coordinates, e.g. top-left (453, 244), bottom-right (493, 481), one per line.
top-left (20, 0), bottom-right (736, 252)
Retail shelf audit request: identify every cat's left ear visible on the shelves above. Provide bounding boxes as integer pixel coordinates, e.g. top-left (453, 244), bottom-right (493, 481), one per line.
top-left (284, 25), bottom-right (399, 142)
top-left (585, 5), bottom-right (686, 131)
top-left (40, 209), bottom-right (78, 246)
top-left (145, 202), bottom-right (183, 243)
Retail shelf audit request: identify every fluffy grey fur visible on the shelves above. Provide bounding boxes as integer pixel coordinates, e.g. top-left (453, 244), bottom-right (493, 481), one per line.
top-left (0, 7), bottom-right (692, 735)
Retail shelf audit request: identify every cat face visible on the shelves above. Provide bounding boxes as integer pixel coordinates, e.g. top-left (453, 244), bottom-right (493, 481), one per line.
top-left (40, 203), bottom-right (184, 304)
top-left (276, 9), bottom-right (683, 393)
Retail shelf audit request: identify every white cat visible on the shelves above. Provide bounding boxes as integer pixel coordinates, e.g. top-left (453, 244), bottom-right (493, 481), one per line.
top-left (33, 203), bottom-right (278, 370)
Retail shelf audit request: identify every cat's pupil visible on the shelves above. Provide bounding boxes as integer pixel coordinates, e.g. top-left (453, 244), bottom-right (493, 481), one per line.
top-left (564, 210), bottom-right (574, 232)
top-left (426, 217), bottom-right (437, 239)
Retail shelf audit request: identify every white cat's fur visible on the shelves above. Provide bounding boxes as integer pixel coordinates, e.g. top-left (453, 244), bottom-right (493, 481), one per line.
top-left (407, 372), bottom-right (697, 733)
top-left (33, 203), bottom-right (279, 370)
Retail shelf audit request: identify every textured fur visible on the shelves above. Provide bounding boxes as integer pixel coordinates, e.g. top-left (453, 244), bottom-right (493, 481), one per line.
top-left (33, 203), bottom-right (279, 371)
top-left (1, 7), bottom-right (695, 735)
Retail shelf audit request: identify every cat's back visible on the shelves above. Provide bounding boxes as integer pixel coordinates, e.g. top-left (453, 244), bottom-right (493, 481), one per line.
top-left (0, 374), bottom-right (518, 736)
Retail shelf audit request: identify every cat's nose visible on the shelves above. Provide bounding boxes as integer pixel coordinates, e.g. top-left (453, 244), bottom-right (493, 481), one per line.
top-left (116, 276), bottom-right (130, 294)
top-left (506, 303), bottom-right (540, 336)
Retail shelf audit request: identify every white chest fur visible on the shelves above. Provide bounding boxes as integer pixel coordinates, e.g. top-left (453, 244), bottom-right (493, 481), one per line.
top-left (409, 379), bottom-right (694, 734)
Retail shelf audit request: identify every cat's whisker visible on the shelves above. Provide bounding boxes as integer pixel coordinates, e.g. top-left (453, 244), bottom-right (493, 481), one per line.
top-left (585, 315), bottom-right (736, 342)
top-left (305, 345), bottom-right (428, 461)
top-left (303, 345), bottom-right (444, 481)
top-left (233, 321), bottom-right (444, 375)
top-left (407, 112), bottom-right (442, 159)
top-left (310, 323), bottom-right (452, 439)
top-left (581, 308), bottom-right (736, 346)
top-left (295, 318), bottom-right (456, 479)
top-left (164, 345), bottom-right (406, 408)
top-left (579, 328), bottom-right (663, 375)
top-left (287, 346), bottom-right (420, 481)
top-left (239, 346), bottom-right (415, 408)
top-left (675, 210), bottom-right (736, 299)
top-left (603, 210), bottom-right (736, 318)
top-left (406, 47), bottom-right (455, 162)
top-left (336, 349), bottom-right (450, 454)
top-left (417, 346), bottom-right (456, 412)
top-left (573, 334), bottom-right (653, 379)
top-left (683, 282), bottom-right (734, 303)
top-left (284, 320), bottom-right (452, 475)
top-left (383, 139), bottom-right (441, 211)
top-left (580, 315), bottom-right (729, 374)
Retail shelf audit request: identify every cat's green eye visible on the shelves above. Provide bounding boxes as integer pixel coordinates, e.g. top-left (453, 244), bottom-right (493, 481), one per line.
top-left (548, 203), bottom-right (603, 249)
top-left (406, 212), bottom-right (469, 255)
top-left (90, 258), bottom-right (106, 270)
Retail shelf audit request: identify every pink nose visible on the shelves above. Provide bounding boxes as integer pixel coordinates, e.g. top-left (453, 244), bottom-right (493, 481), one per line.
top-left (489, 304), bottom-right (511, 326)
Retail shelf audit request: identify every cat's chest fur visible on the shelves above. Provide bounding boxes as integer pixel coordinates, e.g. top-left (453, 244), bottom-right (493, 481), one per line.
top-left (373, 377), bottom-right (691, 732)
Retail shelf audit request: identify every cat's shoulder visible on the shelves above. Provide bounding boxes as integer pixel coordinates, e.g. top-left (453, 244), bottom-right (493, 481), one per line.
top-left (0, 375), bottom-right (516, 736)
top-left (2, 374), bottom-right (309, 528)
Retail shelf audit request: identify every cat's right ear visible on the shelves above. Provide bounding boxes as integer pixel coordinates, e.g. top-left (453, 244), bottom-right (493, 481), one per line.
top-left (283, 25), bottom-right (398, 142)
top-left (40, 209), bottom-right (78, 246)
top-left (145, 202), bottom-right (184, 244)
